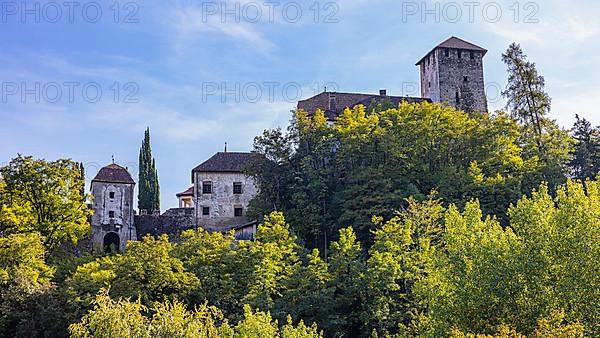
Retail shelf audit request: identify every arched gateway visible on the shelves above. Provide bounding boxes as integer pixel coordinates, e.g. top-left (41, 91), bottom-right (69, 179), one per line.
top-left (103, 232), bottom-right (120, 253)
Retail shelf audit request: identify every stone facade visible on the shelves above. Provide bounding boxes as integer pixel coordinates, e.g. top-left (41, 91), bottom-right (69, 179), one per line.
top-left (90, 164), bottom-right (137, 252)
top-left (194, 171), bottom-right (257, 231)
top-left (418, 37), bottom-right (488, 113)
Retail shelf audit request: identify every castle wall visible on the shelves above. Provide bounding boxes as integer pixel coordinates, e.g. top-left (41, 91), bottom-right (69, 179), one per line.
top-left (135, 208), bottom-right (196, 239)
top-left (194, 172), bottom-right (257, 232)
top-left (420, 49), bottom-right (441, 102)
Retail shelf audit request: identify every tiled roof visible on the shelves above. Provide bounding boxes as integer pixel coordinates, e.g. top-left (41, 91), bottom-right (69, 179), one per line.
top-left (92, 163), bottom-right (135, 184)
top-left (297, 91), bottom-right (428, 120)
top-left (416, 36), bottom-right (487, 65)
top-left (192, 152), bottom-right (253, 173)
top-left (176, 186), bottom-right (194, 197)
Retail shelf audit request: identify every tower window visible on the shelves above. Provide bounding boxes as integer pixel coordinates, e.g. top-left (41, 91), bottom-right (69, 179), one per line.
top-left (109, 211), bottom-right (115, 218)
top-left (202, 207), bottom-right (210, 216)
top-left (234, 207), bottom-right (243, 217)
top-left (458, 50), bottom-right (462, 59)
top-left (109, 192), bottom-right (115, 199)
top-left (464, 76), bottom-right (469, 82)
top-left (470, 51), bottom-right (474, 59)
top-left (428, 81), bottom-right (431, 88)
top-left (444, 48), bottom-right (449, 57)
top-left (455, 91), bottom-right (460, 105)
top-left (233, 182), bottom-right (243, 194)
top-left (202, 181), bottom-right (212, 194)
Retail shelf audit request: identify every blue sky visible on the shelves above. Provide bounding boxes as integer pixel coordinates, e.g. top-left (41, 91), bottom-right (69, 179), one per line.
top-left (1, 0), bottom-right (599, 209)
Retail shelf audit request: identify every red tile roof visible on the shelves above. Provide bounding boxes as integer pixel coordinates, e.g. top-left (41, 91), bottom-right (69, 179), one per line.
top-left (92, 163), bottom-right (135, 184)
top-left (176, 186), bottom-right (194, 197)
top-left (416, 36), bottom-right (487, 65)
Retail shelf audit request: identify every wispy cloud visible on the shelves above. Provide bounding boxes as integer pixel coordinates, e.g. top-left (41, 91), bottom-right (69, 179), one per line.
top-left (168, 4), bottom-right (276, 57)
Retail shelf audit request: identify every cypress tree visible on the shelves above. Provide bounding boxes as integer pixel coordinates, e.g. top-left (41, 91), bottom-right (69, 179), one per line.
top-left (138, 128), bottom-right (160, 213)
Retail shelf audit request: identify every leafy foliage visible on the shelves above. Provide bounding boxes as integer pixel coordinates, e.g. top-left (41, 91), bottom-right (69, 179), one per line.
top-left (246, 101), bottom-right (571, 249)
top-left (420, 180), bottom-right (600, 336)
top-left (0, 155), bottom-right (91, 255)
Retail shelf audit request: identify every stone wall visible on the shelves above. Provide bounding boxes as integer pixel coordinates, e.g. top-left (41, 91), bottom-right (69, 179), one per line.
top-left (134, 208), bottom-right (196, 239)
top-left (194, 172), bottom-right (257, 232)
top-left (420, 49), bottom-right (441, 102)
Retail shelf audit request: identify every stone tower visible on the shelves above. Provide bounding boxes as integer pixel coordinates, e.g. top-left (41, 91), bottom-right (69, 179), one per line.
top-left (90, 163), bottom-right (136, 252)
top-left (416, 36), bottom-right (488, 113)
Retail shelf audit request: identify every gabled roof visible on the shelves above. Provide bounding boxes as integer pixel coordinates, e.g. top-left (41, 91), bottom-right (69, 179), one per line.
top-left (416, 36), bottom-right (487, 65)
top-left (297, 91), bottom-right (428, 120)
top-left (192, 152), bottom-right (253, 174)
top-left (176, 186), bottom-right (194, 197)
top-left (92, 163), bottom-right (135, 184)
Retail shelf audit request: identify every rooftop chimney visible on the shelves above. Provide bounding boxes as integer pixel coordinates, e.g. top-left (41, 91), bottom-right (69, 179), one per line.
top-left (380, 89), bottom-right (387, 97)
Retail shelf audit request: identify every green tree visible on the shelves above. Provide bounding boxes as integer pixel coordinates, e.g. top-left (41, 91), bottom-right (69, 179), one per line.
top-left (327, 227), bottom-right (365, 336)
top-left (69, 289), bottom-right (149, 338)
top-left (175, 229), bottom-right (253, 318)
top-left (570, 114), bottom-right (600, 182)
top-left (244, 212), bottom-right (301, 316)
top-left (138, 128), bottom-right (160, 213)
top-left (0, 155), bottom-right (91, 255)
top-left (365, 197), bottom-right (444, 336)
top-left (149, 299), bottom-right (232, 338)
top-left (0, 233), bottom-right (69, 337)
top-left (421, 179), bottom-right (600, 336)
top-left (65, 235), bottom-right (200, 314)
top-left (277, 248), bottom-right (334, 329)
top-left (245, 128), bottom-right (294, 217)
top-left (249, 101), bottom-right (566, 249)
top-left (502, 43), bottom-right (550, 144)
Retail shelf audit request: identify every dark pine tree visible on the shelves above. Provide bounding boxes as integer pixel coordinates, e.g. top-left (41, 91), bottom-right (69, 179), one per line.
top-left (138, 128), bottom-right (160, 213)
top-left (570, 114), bottom-right (600, 183)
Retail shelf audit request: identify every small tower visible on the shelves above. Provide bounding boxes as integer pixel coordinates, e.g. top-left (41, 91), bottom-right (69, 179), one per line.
top-left (416, 36), bottom-right (488, 113)
top-left (90, 163), bottom-right (136, 252)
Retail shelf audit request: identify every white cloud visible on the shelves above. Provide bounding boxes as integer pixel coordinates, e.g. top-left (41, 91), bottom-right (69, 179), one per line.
top-left (169, 4), bottom-right (275, 56)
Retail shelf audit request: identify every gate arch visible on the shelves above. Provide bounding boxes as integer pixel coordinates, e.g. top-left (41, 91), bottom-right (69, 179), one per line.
top-left (103, 232), bottom-right (120, 253)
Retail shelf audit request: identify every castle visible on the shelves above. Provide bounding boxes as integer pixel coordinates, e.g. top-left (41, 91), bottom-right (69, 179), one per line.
top-left (298, 36), bottom-right (487, 116)
top-left (90, 151), bottom-right (257, 252)
top-left (90, 36), bottom-right (488, 252)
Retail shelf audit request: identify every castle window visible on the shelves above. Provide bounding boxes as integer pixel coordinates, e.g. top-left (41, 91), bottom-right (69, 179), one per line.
top-left (234, 207), bottom-right (243, 217)
top-left (455, 91), bottom-right (460, 104)
top-left (464, 76), bottom-right (469, 82)
top-left (202, 181), bottom-right (212, 194)
top-left (444, 48), bottom-right (449, 57)
top-left (109, 211), bottom-right (115, 218)
top-left (233, 182), bottom-right (243, 194)
top-left (428, 81), bottom-right (431, 88)
top-left (458, 50), bottom-right (462, 59)
top-left (470, 51), bottom-right (474, 59)
top-left (202, 207), bottom-right (210, 216)
top-left (109, 192), bottom-right (115, 199)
